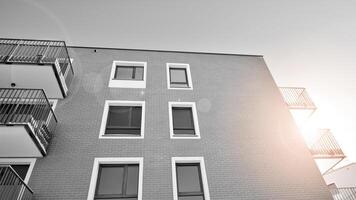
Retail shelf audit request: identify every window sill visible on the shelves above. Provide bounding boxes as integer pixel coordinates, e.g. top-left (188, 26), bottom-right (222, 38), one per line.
top-left (171, 135), bottom-right (201, 139)
top-left (168, 87), bottom-right (193, 90)
top-left (109, 80), bottom-right (146, 88)
top-left (99, 134), bottom-right (144, 139)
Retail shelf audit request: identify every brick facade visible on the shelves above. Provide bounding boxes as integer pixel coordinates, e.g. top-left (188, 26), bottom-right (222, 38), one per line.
top-left (28, 47), bottom-right (332, 199)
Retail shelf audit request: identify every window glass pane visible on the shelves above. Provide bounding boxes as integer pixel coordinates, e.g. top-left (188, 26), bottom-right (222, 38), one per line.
top-left (96, 165), bottom-right (124, 195)
top-left (172, 108), bottom-right (195, 134)
top-left (107, 106), bottom-right (130, 127)
top-left (170, 68), bottom-right (188, 84)
top-left (134, 67), bottom-right (144, 80)
top-left (115, 66), bottom-right (134, 80)
top-left (179, 196), bottom-right (204, 200)
top-left (10, 165), bottom-right (30, 180)
top-left (177, 164), bottom-right (202, 193)
top-left (131, 107), bottom-right (142, 127)
top-left (96, 199), bottom-right (137, 200)
top-left (126, 165), bottom-right (139, 196)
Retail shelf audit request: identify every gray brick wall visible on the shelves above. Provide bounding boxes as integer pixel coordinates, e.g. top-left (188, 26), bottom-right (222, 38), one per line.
top-left (29, 47), bottom-right (333, 199)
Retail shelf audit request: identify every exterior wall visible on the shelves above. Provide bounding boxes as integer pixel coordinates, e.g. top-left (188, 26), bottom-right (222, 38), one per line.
top-left (324, 163), bottom-right (356, 187)
top-left (28, 47), bottom-right (332, 199)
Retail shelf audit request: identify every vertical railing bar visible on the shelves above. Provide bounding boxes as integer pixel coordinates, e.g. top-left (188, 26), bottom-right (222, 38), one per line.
top-left (15, 90), bottom-right (26, 123)
top-left (19, 90), bottom-right (32, 123)
top-left (4, 89), bottom-right (20, 123)
top-left (0, 89), bottom-right (10, 121)
top-left (31, 90), bottom-right (40, 129)
top-left (5, 40), bottom-right (21, 62)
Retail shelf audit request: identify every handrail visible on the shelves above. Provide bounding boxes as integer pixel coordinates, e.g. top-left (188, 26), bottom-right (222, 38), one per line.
top-left (279, 87), bottom-right (317, 110)
top-left (310, 129), bottom-right (345, 158)
top-left (0, 88), bottom-right (57, 122)
top-left (0, 38), bottom-right (74, 79)
top-left (330, 187), bottom-right (356, 200)
top-left (0, 88), bottom-right (58, 154)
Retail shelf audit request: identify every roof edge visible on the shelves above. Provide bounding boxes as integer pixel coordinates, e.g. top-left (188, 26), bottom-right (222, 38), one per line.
top-left (67, 45), bottom-right (264, 57)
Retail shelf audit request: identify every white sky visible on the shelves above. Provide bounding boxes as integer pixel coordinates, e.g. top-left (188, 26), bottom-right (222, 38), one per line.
top-left (1, 0), bottom-right (355, 160)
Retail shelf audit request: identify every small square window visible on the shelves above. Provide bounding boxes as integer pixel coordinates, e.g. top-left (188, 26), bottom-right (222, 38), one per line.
top-left (105, 106), bottom-right (142, 135)
top-left (169, 102), bottom-right (200, 139)
top-left (167, 63), bottom-right (193, 90)
top-left (109, 61), bottom-right (147, 88)
top-left (99, 101), bottom-right (145, 139)
top-left (170, 68), bottom-right (188, 88)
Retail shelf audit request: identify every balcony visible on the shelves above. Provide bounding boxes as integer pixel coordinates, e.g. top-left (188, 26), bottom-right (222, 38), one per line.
top-left (279, 87), bottom-right (317, 126)
top-left (0, 88), bottom-right (57, 157)
top-left (310, 129), bottom-right (346, 175)
top-left (0, 38), bottom-right (74, 99)
top-left (330, 187), bottom-right (356, 200)
top-left (0, 165), bottom-right (33, 200)
top-left (310, 129), bottom-right (345, 159)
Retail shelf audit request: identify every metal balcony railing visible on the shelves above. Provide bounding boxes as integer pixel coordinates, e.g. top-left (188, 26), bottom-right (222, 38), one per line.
top-left (0, 88), bottom-right (57, 155)
top-left (0, 38), bottom-right (74, 88)
top-left (279, 87), bottom-right (317, 110)
top-left (330, 187), bottom-right (356, 200)
top-left (310, 129), bottom-right (345, 159)
top-left (0, 165), bottom-right (33, 200)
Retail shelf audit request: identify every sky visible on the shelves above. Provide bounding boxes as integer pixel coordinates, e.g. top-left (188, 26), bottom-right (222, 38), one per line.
top-left (1, 0), bottom-right (355, 160)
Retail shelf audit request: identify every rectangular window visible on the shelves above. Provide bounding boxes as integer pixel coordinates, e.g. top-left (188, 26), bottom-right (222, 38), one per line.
top-left (109, 61), bottom-right (147, 88)
top-left (176, 163), bottom-right (204, 199)
top-left (99, 101), bottom-right (145, 139)
top-left (169, 102), bottom-right (200, 139)
top-left (167, 63), bottom-right (193, 90)
top-left (95, 164), bottom-right (139, 199)
top-left (172, 107), bottom-right (195, 135)
top-left (172, 157), bottom-right (210, 200)
top-left (114, 66), bottom-right (144, 80)
top-left (105, 106), bottom-right (142, 135)
top-left (170, 68), bottom-right (188, 88)
top-left (88, 157), bottom-right (143, 200)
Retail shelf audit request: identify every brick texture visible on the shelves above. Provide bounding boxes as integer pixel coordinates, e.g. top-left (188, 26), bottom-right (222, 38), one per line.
top-left (28, 47), bottom-right (333, 200)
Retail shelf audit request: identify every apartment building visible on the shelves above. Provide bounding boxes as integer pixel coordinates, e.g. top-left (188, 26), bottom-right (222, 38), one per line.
top-left (0, 38), bottom-right (333, 199)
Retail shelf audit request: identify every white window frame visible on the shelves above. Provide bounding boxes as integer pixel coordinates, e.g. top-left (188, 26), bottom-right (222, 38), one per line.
top-left (168, 102), bottom-right (200, 139)
top-left (109, 61), bottom-right (147, 88)
top-left (99, 100), bottom-right (145, 139)
top-left (0, 158), bottom-right (36, 184)
top-left (87, 157), bottom-right (144, 200)
top-left (166, 63), bottom-right (193, 90)
top-left (171, 157), bottom-right (210, 200)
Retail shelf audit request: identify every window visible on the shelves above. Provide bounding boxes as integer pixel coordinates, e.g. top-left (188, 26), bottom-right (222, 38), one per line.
top-left (0, 158), bottom-right (36, 184)
top-left (167, 63), bottom-right (193, 90)
top-left (172, 157), bottom-right (210, 200)
top-left (172, 107), bottom-right (195, 135)
top-left (109, 61), bottom-right (147, 88)
top-left (115, 66), bottom-right (144, 80)
top-left (99, 101), bottom-right (145, 139)
top-left (105, 106), bottom-right (142, 135)
top-left (10, 165), bottom-right (30, 180)
top-left (87, 157), bottom-right (143, 200)
top-left (169, 102), bottom-right (200, 139)
top-left (95, 164), bottom-right (139, 199)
